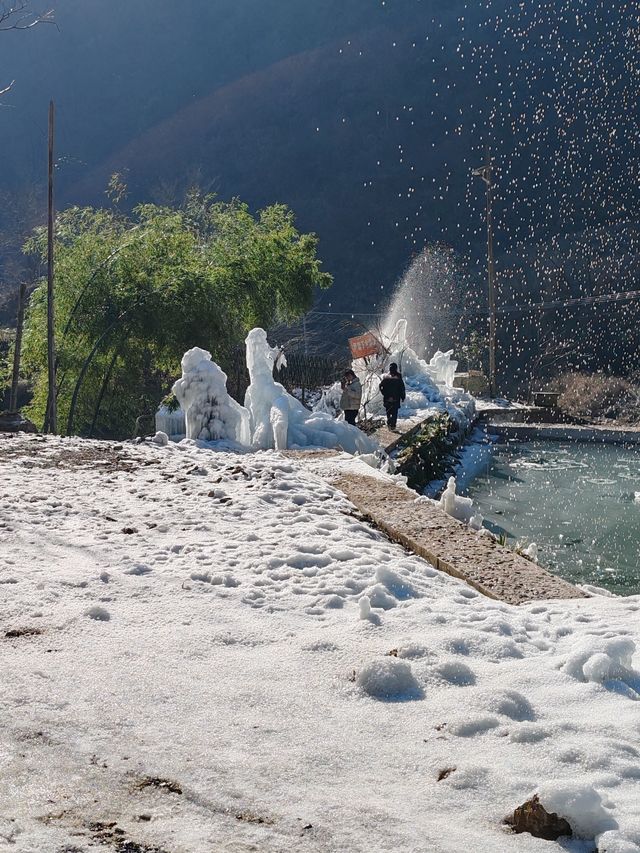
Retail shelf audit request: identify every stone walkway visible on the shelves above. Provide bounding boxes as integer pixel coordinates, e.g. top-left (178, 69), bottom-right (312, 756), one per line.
top-left (372, 416), bottom-right (426, 453)
top-left (333, 472), bottom-right (587, 606)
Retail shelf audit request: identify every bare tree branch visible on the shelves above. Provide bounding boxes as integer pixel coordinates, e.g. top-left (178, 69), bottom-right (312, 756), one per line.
top-left (1, 3), bottom-right (56, 100)
top-left (0, 1), bottom-right (55, 30)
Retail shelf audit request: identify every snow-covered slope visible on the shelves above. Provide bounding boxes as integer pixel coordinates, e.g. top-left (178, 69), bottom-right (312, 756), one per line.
top-left (1, 434), bottom-right (639, 852)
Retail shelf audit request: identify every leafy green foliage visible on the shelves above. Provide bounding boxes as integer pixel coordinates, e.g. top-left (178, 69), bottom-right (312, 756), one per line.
top-left (19, 193), bottom-right (332, 437)
top-left (395, 414), bottom-right (461, 492)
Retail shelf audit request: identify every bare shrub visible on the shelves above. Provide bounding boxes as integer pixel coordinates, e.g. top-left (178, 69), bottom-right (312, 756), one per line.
top-left (549, 372), bottom-right (640, 424)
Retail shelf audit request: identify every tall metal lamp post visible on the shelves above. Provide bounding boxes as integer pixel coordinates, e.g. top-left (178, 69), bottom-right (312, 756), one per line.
top-left (472, 151), bottom-right (497, 398)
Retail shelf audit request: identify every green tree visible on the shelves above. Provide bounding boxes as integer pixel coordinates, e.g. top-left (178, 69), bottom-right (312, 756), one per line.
top-left (20, 193), bottom-right (331, 437)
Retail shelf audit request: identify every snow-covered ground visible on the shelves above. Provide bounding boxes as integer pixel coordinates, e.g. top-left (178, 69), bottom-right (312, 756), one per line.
top-left (1, 434), bottom-right (640, 853)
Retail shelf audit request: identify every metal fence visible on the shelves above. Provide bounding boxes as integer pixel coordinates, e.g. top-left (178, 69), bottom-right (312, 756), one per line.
top-left (225, 348), bottom-right (347, 407)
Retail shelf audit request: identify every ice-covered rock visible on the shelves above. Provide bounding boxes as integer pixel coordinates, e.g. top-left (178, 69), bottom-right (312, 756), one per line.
top-left (173, 347), bottom-right (251, 444)
top-left (439, 476), bottom-right (484, 530)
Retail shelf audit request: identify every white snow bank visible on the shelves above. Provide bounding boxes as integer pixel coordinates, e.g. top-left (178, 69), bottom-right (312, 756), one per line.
top-left (4, 433), bottom-right (640, 853)
top-left (561, 637), bottom-right (638, 686)
top-left (536, 782), bottom-right (616, 839)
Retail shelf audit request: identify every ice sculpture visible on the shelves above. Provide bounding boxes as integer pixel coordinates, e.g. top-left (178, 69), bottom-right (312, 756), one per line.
top-left (244, 329), bottom-right (297, 450)
top-left (314, 382), bottom-right (342, 418)
top-left (173, 347), bottom-right (251, 444)
top-left (427, 350), bottom-right (458, 388)
top-left (244, 328), bottom-right (376, 454)
top-left (439, 476), bottom-right (483, 531)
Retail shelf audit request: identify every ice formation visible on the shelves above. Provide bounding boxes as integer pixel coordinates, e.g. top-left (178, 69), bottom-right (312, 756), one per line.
top-left (155, 404), bottom-right (185, 438)
top-left (351, 319), bottom-right (474, 426)
top-left (314, 382), bottom-right (342, 418)
top-left (244, 328), bottom-right (377, 454)
top-left (439, 476), bottom-right (483, 530)
top-left (157, 333), bottom-right (377, 454)
top-left (427, 349), bottom-right (458, 388)
top-left (172, 347), bottom-right (251, 444)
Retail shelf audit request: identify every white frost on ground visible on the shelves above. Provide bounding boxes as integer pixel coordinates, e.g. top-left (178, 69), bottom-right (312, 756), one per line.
top-left (1, 433), bottom-right (640, 852)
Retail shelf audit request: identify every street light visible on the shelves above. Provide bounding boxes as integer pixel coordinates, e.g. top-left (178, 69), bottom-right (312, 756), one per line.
top-left (472, 151), bottom-right (497, 398)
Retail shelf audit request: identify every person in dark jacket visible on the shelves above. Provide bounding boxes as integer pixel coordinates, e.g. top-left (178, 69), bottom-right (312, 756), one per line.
top-left (379, 363), bottom-right (406, 430)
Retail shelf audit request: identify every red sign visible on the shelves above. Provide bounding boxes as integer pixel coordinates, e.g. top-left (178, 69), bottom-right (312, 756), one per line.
top-left (349, 332), bottom-right (383, 360)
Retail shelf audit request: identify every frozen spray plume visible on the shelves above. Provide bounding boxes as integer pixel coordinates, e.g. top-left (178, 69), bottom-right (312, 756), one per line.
top-left (383, 245), bottom-right (478, 358)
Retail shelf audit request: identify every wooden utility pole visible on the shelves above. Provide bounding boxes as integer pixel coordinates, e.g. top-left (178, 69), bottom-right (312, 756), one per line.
top-left (9, 280), bottom-right (26, 411)
top-left (473, 150), bottom-right (498, 398)
top-left (46, 99), bottom-right (57, 433)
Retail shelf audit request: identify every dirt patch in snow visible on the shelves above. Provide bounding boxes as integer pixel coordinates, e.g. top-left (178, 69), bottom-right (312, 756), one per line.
top-left (0, 435), bottom-right (159, 474)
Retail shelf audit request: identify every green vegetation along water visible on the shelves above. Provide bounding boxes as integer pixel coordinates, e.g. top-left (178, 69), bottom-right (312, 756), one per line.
top-left (466, 440), bottom-right (640, 596)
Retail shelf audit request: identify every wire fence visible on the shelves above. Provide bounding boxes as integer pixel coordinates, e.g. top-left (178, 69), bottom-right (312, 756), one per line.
top-left (225, 347), bottom-right (347, 406)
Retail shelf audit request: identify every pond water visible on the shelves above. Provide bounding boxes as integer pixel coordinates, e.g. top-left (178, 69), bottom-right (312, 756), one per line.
top-left (465, 439), bottom-right (640, 595)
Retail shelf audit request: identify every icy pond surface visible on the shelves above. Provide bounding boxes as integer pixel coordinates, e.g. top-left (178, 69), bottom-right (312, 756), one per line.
top-left (466, 440), bottom-right (640, 595)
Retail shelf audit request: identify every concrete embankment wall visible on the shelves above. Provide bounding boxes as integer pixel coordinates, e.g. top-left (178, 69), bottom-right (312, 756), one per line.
top-left (485, 422), bottom-right (640, 446)
top-left (333, 472), bottom-right (587, 606)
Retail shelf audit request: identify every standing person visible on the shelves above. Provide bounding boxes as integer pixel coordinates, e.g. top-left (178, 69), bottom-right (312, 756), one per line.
top-left (340, 369), bottom-right (362, 426)
top-left (379, 363), bottom-right (406, 430)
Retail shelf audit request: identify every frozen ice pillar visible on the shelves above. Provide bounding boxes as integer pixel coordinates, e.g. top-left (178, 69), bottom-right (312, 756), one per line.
top-left (244, 328), bottom-right (300, 450)
top-left (244, 327), bottom-right (378, 454)
top-left (439, 476), bottom-right (483, 530)
top-left (173, 347), bottom-right (250, 444)
top-left (427, 350), bottom-right (458, 388)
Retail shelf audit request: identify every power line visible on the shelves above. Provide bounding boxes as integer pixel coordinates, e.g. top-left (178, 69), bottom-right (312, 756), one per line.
top-left (309, 287), bottom-right (640, 320)
top-left (493, 289), bottom-right (640, 316)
